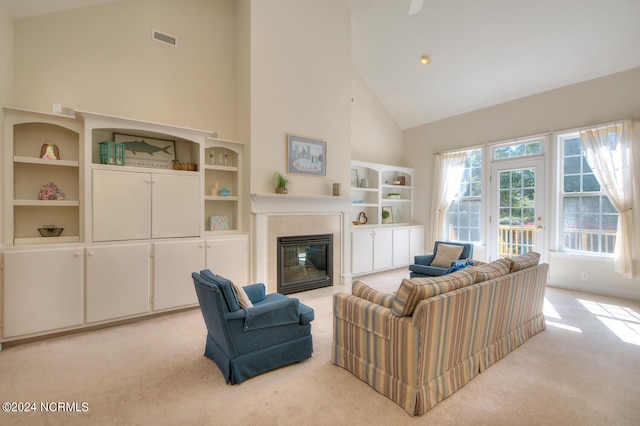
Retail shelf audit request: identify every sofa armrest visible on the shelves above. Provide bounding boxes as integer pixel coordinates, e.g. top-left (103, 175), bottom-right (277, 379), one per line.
top-left (334, 293), bottom-right (398, 339)
top-left (226, 297), bottom-right (300, 331)
top-left (333, 292), bottom-right (420, 383)
top-left (414, 254), bottom-right (435, 265)
top-left (243, 283), bottom-right (266, 303)
top-left (352, 280), bottom-right (395, 308)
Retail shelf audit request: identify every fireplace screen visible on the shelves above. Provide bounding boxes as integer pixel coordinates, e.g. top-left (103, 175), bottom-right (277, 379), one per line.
top-left (277, 234), bottom-right (333, 294)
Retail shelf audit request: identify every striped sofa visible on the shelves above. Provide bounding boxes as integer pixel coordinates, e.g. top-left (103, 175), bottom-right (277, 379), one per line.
top-left (332, 252), bottom-right (548, 416)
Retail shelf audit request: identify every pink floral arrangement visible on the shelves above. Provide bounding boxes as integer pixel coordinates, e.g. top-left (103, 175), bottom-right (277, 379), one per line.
top-left (38, 182), bottom-right (65, 200)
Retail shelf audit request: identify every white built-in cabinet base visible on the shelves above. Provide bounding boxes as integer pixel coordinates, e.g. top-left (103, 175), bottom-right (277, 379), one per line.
top-left (2, 247), bottom-right (84, 338)
top-left (0, 235), bottom-right (248, 344)
top-left (86, 243), bottom-right (151, 323)
top-left (153, 240), bottom-right (204, 311)
top-left (351, 225), bottom-right (424, 276)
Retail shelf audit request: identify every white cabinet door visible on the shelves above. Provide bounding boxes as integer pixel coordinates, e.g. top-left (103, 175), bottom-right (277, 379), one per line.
top-left (153, 240), bottom-right (204, 311)
top-left (373, 229), bottom-right (393, 270)
top-left (85, 243), bottom-right (150, 323)
top-left (2, 247), bottom-right (83, 338)
top-left (205, 235), bottom-right (249, 286)
top-left (352, 229), bottom-right (374, 275)
top-left (152, 174), bottom-right (200, 238)
top-left (92, 170), bottom-right (151, 242)
top-left (392, 228), bottom-right (410, 267)
top-left (409, 226), bottom-right (425, 262)
top-left (93, 170), bottom-right (199, 242)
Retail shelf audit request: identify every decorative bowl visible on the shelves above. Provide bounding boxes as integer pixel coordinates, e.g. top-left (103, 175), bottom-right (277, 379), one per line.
top-left (352, 199), bottom-right (364, 204)
top-left (218, 188), bottom-right (231, 196)
top-left (352, 221), bottom-right (360, 225)
top-left (38, 226), bottom-right (63, 237)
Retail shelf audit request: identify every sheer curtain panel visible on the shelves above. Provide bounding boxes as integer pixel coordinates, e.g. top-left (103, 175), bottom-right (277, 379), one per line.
top-left (580, 120), bottom-right (638, 279)
top-left (430, 151), bottom-right (466, 247)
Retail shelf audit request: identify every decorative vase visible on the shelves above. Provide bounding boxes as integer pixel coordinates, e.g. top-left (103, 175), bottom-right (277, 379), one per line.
top-left (276, 186), bottom-right (288, 194)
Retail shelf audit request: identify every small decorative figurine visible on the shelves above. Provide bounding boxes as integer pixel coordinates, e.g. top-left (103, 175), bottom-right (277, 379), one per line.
top-left (40, 141), bottom-right (60, 160)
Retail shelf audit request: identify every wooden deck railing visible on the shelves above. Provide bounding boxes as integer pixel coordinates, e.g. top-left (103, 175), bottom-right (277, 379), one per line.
top-left (561, 228), bottom-right (616, 254)
top-left (498, 225), bottom-right (535, 257)
top-left (498, 225), bottom-right (616, 256)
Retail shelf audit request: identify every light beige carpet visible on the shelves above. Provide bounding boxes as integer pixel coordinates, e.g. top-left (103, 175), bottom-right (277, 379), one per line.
top-left (1, 269), bottom-right (640, 425)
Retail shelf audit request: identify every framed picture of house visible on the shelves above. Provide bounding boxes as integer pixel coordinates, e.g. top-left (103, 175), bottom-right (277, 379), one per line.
top-left (114, 133), bottom-right (175, 170)
top-left (287, 134), bottom-right (326, 176)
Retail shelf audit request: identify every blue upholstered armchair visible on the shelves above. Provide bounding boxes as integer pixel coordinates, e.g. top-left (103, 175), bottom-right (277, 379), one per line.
top-left (192, 270), bottom-right (314, 384)
top-left (409, 241), bottom-right (474, 278)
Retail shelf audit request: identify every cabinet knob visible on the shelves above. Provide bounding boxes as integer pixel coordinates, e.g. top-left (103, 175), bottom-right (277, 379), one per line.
top-left (87, 251), bottom-right (93, 256)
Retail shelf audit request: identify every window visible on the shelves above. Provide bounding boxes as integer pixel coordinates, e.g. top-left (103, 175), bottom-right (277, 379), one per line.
top-left (494, 140), bottom-right (542, 160)
top-left (560, 134), bottom-right (618, 254)
top-left (447, 149), bottom-right (482, 242)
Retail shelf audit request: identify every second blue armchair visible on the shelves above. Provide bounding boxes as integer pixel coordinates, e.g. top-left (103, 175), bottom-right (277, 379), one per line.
top-left (409, 241), bottom-right (474, 278)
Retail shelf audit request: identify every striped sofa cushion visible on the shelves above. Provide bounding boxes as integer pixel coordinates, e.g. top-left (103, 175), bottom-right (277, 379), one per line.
top-left (506, 251), bottom-right (540, 273)
top-left (352, 280), bottom-right (395, 308)
top-left (391, 269), bottom-right (476, 317)
top-left (468, 258), bottom-right (511, 283)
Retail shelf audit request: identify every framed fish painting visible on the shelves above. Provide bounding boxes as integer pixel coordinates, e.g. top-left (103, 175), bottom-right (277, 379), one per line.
top-left (114, 133), bottom-right (176, 169)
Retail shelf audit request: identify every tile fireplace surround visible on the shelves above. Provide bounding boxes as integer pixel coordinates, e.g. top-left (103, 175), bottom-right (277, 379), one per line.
top-left (251, 193), bottom-right (353, 294)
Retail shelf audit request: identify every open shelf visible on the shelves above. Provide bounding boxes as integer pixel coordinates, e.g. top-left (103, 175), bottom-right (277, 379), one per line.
top-left (3, 110), bottom-right (82, 245)
top-left (351, 160), bottom-right (414, 225)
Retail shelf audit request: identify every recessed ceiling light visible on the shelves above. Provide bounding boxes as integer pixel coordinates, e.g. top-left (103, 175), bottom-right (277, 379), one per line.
top-left (420, 54), bottom-right (431, 65)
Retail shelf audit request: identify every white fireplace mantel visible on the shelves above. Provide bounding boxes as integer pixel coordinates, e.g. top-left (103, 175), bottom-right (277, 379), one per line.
top-left (250, 193), bottom-right (352, 214)
top-left (250, 193), bottom-right (353, 291)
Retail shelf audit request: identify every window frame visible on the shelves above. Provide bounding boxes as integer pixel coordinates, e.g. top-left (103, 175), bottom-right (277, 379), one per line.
top-left (492, 138), bottom-right (544, 161)
top-left (446, 148), bottom-right (484, 244)
top-left (556, 132), bottom-right (618, 256)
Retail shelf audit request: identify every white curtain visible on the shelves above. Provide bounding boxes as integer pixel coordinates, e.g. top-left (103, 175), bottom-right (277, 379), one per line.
top-left (580, 120), bottom-right (638, 278)
top-left (430, 151), bottom-right (467, 246)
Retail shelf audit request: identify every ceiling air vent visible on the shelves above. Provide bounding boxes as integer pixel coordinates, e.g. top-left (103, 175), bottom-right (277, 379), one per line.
top-left (152, 29), bottom-right (177, 47)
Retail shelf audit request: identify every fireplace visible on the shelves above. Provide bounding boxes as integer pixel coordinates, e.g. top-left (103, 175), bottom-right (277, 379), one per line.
top-left (277, 234), bottom-right (333, 294)
top-left (251, 193), bottom-right (352, 293)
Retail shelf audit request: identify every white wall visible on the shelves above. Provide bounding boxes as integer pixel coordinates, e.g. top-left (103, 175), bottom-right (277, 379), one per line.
top-left (351, 66), bottom-right (403, 165)
top-left (249, 0), bottom-right (351, 196)
top-left (9, 0), bottom-right (394, 198)
top-left (404, 66), bottom-right (640, 300)
top-left (0, 1), bottom-right (12, 248)
top-left (0, 1), bottom-right (13, 107)
top-left (12, 0), bottom-right (236, 138)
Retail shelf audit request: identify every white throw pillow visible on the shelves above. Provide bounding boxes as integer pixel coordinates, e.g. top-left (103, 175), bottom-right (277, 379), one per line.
top-left (232, 283), bottom-right (254, 308)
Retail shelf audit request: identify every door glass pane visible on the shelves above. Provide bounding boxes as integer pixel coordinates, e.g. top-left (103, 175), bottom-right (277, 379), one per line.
top-left (498, 168), bottom-right (536, 257)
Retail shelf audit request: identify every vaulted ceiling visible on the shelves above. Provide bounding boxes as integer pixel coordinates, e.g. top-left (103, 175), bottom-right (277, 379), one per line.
top-left (5, 0), bottom-right (640, 130)
top-left (347, 0), bottom-right (640, 129)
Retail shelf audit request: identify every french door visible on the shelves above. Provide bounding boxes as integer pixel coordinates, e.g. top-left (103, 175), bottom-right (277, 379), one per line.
top-left (489, 158), bottom-right (545, 260)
